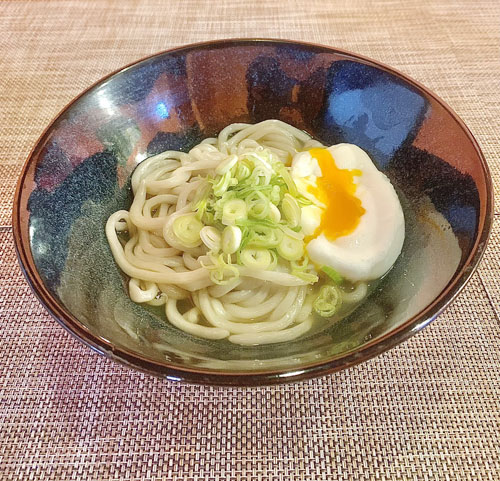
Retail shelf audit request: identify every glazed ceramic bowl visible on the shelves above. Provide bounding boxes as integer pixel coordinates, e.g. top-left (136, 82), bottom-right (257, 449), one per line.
top-left (13, 39), bottom-right (493, 385)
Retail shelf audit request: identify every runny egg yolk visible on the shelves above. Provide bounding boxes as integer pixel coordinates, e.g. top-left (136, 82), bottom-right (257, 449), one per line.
top-left (308, 148), bottom-right (366, 240)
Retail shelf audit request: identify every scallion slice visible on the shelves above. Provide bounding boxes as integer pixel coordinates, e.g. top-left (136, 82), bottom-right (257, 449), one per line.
top-left (313, 285), bottom-right (342, 317)
top-left (281, 193), bottom-right (301, 228)
top-left (222, 225), bottom-right (242, 254)
top-left (200, 226), bottom-right (222, 252)
top-left (222, 199), bottom-right (247, 225)
top-left (239, 248), bottom-right (273, 269)
top-left (172, 213), bottom-right (203, 248)
top-left (277, 234), bottom-right (304, 261)
top-left (321, 265), bottom-right (343, 284)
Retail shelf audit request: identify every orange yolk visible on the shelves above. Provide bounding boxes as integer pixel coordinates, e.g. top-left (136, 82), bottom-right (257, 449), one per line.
top-left (308, 148), bottom-right (365, 240)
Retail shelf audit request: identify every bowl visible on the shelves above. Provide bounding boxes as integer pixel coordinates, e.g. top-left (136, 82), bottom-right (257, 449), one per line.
top-left (13, 39), bottom-right (493, 385)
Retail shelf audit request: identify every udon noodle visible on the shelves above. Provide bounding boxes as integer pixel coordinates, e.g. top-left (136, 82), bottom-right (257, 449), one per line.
top-left (106, 120), bottom-right (368, 345)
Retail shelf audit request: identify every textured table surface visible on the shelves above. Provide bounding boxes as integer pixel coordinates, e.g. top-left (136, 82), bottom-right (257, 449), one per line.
top-left (1, 1), bottom-right (499, 480)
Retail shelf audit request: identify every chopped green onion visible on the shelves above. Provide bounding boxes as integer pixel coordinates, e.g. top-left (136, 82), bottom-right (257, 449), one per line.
top-left (232, 159), bottom-right (252, 181)
top-left (236, 217), bottom-right (278, 229)
top-left (233, 184), bottom-right (272, 200)
top-left (279, 224), bottom-right (304, 240)
top-left (222, 199), bottom-right (247, 225)
top-left (222, 225), bottom-right (242, 254)
top-left (212, 171), bottom-right (233, 196)
top-left (274, 162), bottom-right (298, 196)
top-left (321, 265), bottom-right (343, 284)
top-left (281, 193), bottom-right (301, 228)
top-left (172, 213), bottom-right (203, 248)
top-left (239, 248), bottom-right (273, 269)
top-left (292, 270), bottom-right (319, 284)
top-left (277, 234), bottom-right (304, 261)
top-left (270, 185), bottom-right (282, 204)
top-left (290, 255), bottom-right (318, 284)
top-left (202, 210), bottom-right (215, 226)
top-left (247, 151), bottom-right (273, 170)
top-left (246, 225), bottom-right (282, 248)
top-left (201, 253), bottom-right (240, 285)
top-left (200, 226), bottom-right (221, 252)
top-left (246, 191), bottom-right (270, 220)
top-left (296, 194), bottom-right (313, 206)
top-left (268, 249), bottom-right (278, 270)
top-left (249, 166), bottom-right (272, 186)
top-left (313, 285), bottom-right (342, 317)
top-left (291, 255), bottom-right (310, 271)
top-left (268, 203), bottom-right (281, 222)
top-left (186, 146), bottom-right (323, 284)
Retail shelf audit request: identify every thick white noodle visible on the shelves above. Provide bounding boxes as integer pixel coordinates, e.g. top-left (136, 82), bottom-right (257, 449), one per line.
top-left (342, 282), bottom-right (368, 304)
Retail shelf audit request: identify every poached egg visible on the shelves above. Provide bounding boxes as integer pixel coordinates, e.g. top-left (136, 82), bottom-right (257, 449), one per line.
top-left (291, 144), bottom-right (405, 282)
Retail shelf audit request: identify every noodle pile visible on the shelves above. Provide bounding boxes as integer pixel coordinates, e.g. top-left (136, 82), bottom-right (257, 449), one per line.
top-left (106, 120), bottom-right (364, 345)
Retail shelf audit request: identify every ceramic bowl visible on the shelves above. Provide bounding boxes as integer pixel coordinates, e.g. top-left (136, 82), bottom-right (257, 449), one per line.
top-left (13, 39), bottom-right (493, 385)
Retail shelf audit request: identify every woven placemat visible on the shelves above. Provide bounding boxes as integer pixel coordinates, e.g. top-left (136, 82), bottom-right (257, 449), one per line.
top-left (1, 1), bottom-right (499, 479)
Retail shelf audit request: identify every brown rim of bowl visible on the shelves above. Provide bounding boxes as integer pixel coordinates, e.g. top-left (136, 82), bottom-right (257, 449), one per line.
top-left (12, 38), bottom-right (494, 386)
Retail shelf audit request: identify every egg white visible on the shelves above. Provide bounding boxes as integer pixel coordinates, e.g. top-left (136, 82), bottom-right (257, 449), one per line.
top-left (291, 144), bottom-right (405, 282)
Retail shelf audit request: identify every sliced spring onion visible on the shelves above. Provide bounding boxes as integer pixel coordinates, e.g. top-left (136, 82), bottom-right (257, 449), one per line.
top-left (239, 248), bottom-right (273, 269)
top-left (246, 191), bottom-right (270, 220)
top-left (247, 151), bottom-right (273, 171)
top-left (274, 162), bottom-right (298, 196)
top-left (292, 270), bottom-right (319, 284)
top-left (321, 265), bottom-right (343, 284)
top-left (232, 159), bottom-right (252, 181)
top-left (202, 210), bottom-right (215, 226)
top-left (232, 185), bottom-right (272, 200)
top-left (249, 165), bottom-right (272, 186)
top-left (200, 226), bottom-right (221, 252)
top-left (281, 193), bottom-right (301, 228)
top-left (195, 199), bottom-right (207, 220)
top-left (172, 213), bottom-right (203, 248)
top-left (268, 249), bottom-right (278, 270)
top-left (291, 255), bottom-right (310, 271)
top-left (296, 194), bottom-right (313, 206)
top-left (200, 253), bottom-right (240, 285)
top-left (246, 225), bottom-right (282, 248)
top-left (270, 185), bottom-right (282, 205)
top-left (222, 225), bottom-right (242, 254)
top-left (185, 146), bottom-right (322, 283)
top-left (222, 199), bottom-right (247, 225)
top-left (235, 217), bottom-right (278, 229)
top-left (313, 285), bottom-right (342, 317)
top-left (279, 224), bottom-right (304, 240)
top-left (212, 171), bottom-right (233, 196)
top-left (268, 203), bottom-right (281, 222)
top-left (290, 255), bottom-right (318, 284)
top-left (277, 234), bottom-right (304, 261)
top-left (210, 266), bottom-right (239, 285)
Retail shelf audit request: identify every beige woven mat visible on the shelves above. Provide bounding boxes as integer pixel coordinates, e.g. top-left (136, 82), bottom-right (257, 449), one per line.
top-left (1, 1), bottom-right (499, 479)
